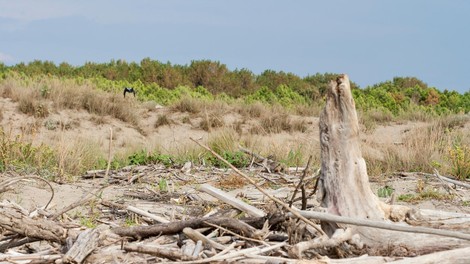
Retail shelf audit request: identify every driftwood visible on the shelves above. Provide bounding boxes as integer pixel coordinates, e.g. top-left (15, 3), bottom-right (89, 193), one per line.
top-left (239, 146), bottom-right (284, 173)
top-left (0, 200), bottom-right (68, 244)
top-left (124, 243), bottom-right (197, 261)
top-left (101, 200), bottom-right (170, 223)
top-left (63, 225), bottom-right (115, 264)
top-left (192, 138), bottom-right (326, 237)
top-left (112, 216), bottom-right (259, 240)
top-left (317, 74), bottom-right (470, 256)
top-left (182, 227), bottom-right (226, 251)
top-left (199, 183), bottom-right (266, 217)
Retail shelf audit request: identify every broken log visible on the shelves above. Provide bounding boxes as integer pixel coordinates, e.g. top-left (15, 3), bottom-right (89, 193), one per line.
top-left (0, 200), bottom-right (68, 244)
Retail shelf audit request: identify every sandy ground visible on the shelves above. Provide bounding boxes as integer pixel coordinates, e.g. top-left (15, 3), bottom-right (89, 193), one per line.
top-left (1, 96), bottom-right (469, 217)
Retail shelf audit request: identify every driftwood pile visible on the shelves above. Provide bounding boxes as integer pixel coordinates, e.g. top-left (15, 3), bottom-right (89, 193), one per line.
top-left (1, 158), bottom-right (469, 263)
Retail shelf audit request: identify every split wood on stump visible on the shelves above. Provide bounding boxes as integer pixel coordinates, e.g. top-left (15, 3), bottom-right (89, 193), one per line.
top-left (316, 74), bottom-right (470, 256)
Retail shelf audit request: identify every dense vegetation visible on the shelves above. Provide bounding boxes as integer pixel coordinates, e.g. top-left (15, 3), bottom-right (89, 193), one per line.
top-left (1, 59), bottom-right (469, 116)
top-left (0, 59), bottom-right (469, 181)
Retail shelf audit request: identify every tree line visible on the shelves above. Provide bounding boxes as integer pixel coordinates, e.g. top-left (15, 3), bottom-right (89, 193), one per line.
top-left (0, 58), bottom-right (468, 114)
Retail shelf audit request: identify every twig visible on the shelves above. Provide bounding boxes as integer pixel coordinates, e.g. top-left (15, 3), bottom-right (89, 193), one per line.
top-left (191, 137), bottom-right (326, 237)
top-left (101, 200), bottom-right (169, 223)
top-left (203, 221), bottom-right (269, 246)
top-left (289, 155), bottom-right (312, 207)
top-left (433, 169), bottom-right (462, 198)
top-left (104, 127), bottom-right (113, 184)
top-left (0, 176), bottom-right (54, 210)
top-left (50, 186), bottom-right (107, 220)
top-left (182, 227), bottom-right (226, 251)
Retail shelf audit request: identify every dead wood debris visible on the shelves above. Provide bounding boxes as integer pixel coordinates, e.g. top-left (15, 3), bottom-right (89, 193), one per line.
top-left (0, 157), bottom-right (470, 263)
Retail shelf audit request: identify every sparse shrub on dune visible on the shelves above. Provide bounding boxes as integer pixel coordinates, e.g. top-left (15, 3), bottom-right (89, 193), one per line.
top-left (154, 114), bottom-right (172, 128)
top-left (199, 113), bottom-right (225, 131)
top-left (170, 96), bottom-right (202, 114)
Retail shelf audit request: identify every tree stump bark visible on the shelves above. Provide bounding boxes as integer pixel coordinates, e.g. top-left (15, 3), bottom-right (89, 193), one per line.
top-left (317, 74), bottom-right (470, 255)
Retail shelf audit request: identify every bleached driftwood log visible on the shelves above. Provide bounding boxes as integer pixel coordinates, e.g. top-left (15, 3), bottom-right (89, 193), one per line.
top-left (316, 74), bottom-right (470, 256)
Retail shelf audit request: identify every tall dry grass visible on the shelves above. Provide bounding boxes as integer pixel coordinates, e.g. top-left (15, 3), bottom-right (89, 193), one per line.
top-left (0, 74), bottom-right (139, 125)
top-left (364, 114), bottom-right (470, 179)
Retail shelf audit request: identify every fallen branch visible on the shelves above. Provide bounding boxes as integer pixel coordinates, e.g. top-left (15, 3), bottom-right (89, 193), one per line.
top-left (199, 183), bottom-right (265, 217)
top-left (182, 227), bottom-right (226, 251)
top-left (289, 155), bottom-right (312, 208)
top-left (124, 243), bottom-right (197, 261)
top-left (112, 216), bottom-right (258, 240)
top-left (294, 210), bottom-right (470, 241)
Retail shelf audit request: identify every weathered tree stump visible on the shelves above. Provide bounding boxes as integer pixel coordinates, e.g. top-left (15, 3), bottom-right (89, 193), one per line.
top-left (317, 74), bottom-right (470, 256)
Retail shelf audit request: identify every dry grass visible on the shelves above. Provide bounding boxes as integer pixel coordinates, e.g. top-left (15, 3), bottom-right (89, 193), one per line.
top-left (170, 97), bottom-right (202, 114)
top-left (252, 113), bottom-right (307, 134)
top-left (154, 114), bottom-right (172, 128)
top-left (0, 74), bottom-right (139, 125)
top-left (200, 113), bottom-right (225, 131)
top-left (237, 102), bottom-right (267, 119)
top-left (358, 109), bottom-right (394, 132)
top-left (365, 114), bottom-right (470, 179)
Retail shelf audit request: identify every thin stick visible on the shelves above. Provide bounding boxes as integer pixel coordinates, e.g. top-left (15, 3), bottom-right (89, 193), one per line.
top-left (50, 186), bottom-right (107, 220)
top-left (203, 221), bottom-right (269, 246)
top-left (190, 138), bottom-right (326, 236)
top-left (289, 155), bottom-right (312, 207)
top-left (104, 127), bottom-right (113, 184)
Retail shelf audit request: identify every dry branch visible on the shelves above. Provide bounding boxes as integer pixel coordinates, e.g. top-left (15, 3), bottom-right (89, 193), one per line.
top-left (182, 227), bottom-right (226, 251)
top-left (112, 216), bottom-right (258, 240)
top-left (294, 210), bottom-right (470, 241)
top-left (199, 183), bottom-right (265, 217)
top-left (101, 200), bottom-right (170, 223)
top-left (124, 243), bottom-right (197, 261)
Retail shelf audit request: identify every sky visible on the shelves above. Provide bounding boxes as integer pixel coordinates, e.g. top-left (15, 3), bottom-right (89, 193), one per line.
top-left (0, 0), bottom-right (469, 93)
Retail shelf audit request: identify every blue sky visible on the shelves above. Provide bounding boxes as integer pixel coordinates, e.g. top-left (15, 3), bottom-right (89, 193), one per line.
top-left (0, 1), bottom-right (469, 93)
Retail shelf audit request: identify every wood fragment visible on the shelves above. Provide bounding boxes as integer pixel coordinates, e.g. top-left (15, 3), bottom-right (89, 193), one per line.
top-left (389, 246), bottom-right (470, 264)
top-left (0, 201), bottom-right (68, 243)
top-left (160, 241), bottom-right (287, 264)
top-left (63, 225), bottom-right (110, 264)
top-left (199, 184), bottom-right (265, 217)
top-left (289, 228), bottom-right (354, 258)
top-left (112, 217), bottom-right (258, 240)
top-left (101, 200), bottom-right (170, 223)
top-left (124, 243), bottom-right (197, 261)
top-left (182, 227), bottom-right (226, 251)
